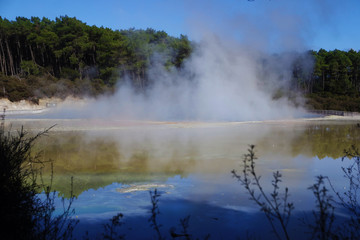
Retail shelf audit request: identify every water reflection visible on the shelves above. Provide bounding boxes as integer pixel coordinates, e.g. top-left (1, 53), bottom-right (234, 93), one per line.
top-left (7, 119), bottom-right (360, 238)
top-left (27, 120), bottom-right (359, 195)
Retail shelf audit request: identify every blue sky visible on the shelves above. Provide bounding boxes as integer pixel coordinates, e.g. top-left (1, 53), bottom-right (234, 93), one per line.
top-left (1, 0), bottom-right (360, 51)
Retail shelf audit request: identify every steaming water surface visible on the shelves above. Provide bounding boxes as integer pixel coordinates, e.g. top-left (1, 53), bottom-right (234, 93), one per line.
top-left (7, 118), bottom-right (360, 239)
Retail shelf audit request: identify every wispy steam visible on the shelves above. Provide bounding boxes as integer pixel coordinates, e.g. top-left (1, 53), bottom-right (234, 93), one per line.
top-left (51, 1), bottom-right (316, 122)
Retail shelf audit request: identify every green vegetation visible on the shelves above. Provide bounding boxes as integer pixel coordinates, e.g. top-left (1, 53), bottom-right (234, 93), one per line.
top-left (0, 126), bottom-right (78, 239)
top-left (305, 49), bottom-right (360, 111)
top-left (1, 16), bottom-right (360, 111)
top-left (0, 127), bottom-right (41, 239)
top-left (261, 49), bottom-right (360, 111)
top-left (0, 16), bottom-right (192, 99)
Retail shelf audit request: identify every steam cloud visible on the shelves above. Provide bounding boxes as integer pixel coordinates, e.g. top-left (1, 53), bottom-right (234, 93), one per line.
top-left (52, 2), bottom-right (318, 122)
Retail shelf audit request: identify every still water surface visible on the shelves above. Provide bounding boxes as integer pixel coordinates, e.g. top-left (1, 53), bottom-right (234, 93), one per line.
top-left (8, 118), bottom-right (360, 239)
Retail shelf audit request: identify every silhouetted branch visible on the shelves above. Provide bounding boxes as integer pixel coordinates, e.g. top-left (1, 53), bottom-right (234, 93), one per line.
top-left (307, 175), bottom-right (335, 240)
top-left (325, 145), bottom-right (360, 239)
top-left (149, 189), bottom-right (164, 240)
top-left (232, 145), bottom-right (293, 240)
top-left (103, 213), bottom-right (125, 240)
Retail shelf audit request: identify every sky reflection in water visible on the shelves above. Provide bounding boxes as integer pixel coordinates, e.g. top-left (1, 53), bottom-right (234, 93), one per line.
top-left (9, 119), bottom-right (360, 239)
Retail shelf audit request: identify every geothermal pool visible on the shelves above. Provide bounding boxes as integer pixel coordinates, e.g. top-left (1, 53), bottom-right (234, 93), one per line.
top-left (6, 118), bottom-right (360, 239)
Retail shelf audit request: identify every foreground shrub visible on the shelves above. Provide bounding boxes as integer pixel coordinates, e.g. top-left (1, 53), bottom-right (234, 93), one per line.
top-left (0, 126), bottom-right (77, 239)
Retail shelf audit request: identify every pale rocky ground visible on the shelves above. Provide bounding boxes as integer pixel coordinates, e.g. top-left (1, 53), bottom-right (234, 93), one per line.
top-left (1, 97), bottom-right (360, 123)
top-left (0, 97), bottom-right (87, 115)
top-left (0, 98), bottom-right (48, 111)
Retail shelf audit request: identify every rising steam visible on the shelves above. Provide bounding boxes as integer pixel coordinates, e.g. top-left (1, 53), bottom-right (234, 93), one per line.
top-left (53, 37), bottom-right (306, 121)
top-left (51, 2), bottom-right (316, 122)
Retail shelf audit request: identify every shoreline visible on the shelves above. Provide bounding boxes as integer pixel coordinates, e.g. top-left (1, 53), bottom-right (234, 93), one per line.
top-left (1, 98), bottom-right (360, 127)
top-left (4, 115), bottom-right (360, 133)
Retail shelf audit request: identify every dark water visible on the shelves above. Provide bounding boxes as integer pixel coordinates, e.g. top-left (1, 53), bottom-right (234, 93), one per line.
top-left (8, 118), bottom-right (360, 239)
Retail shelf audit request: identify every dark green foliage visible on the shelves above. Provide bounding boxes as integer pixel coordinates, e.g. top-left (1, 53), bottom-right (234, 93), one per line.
top-left (271, 49), bottom-right (360, 111)
top-left (2, 16), bottom-right (360, 111)
top-left (20, 60), bottom-right (40, 76)
top-left (0, 73), bottom-right (33, 101)
top-left (0, 127), bottom-right (41, 239)
top-left (306, 93), bottom-right (360, 111)
top-left (170, 35), bottom-right (192, 68)
top-left (0, 16), bottom-right (193, 99)
top-left (302, 49), bottom-right (360, 111)
top-left (0, 125), bottom-right (78, 239)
